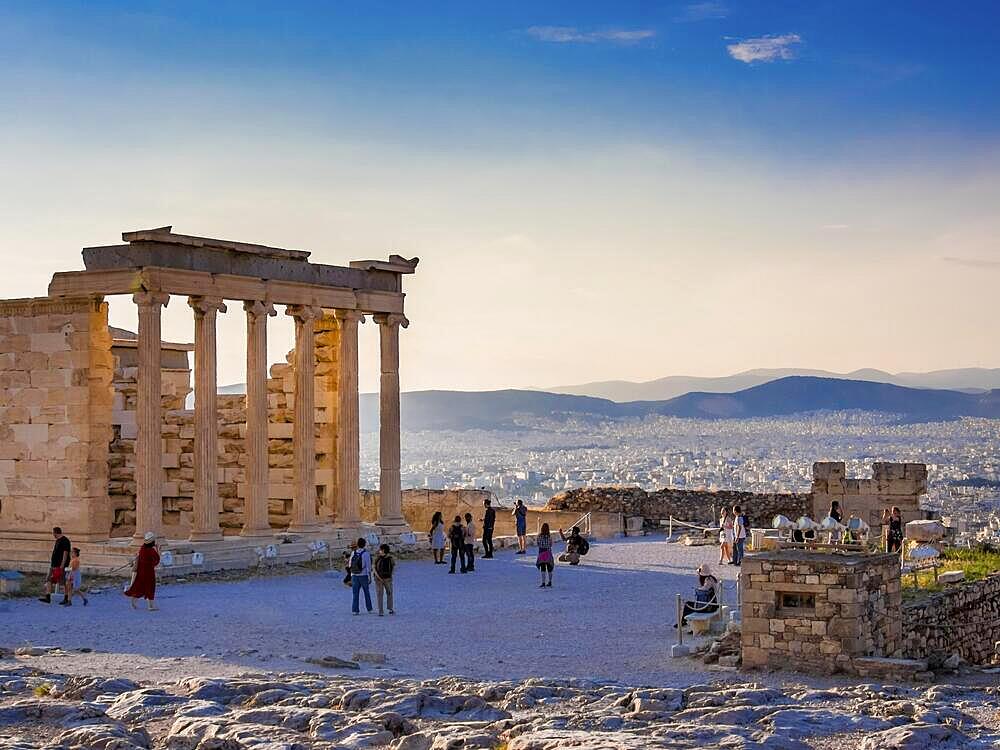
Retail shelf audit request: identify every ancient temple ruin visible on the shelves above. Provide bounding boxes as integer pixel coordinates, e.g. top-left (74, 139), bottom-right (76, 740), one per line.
top-left (0, 227), bottom-right (417, 571)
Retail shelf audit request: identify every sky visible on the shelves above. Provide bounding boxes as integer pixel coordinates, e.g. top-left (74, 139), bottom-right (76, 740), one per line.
top-left (1, 1), bottom-right (999, 393)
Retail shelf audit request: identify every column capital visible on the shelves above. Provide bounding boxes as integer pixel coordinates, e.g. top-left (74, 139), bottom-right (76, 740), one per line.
top-left (285, 304), bottom-right (323, 322)
top-left (373, 313), bottom-right (409, 329)
top-left (243, 299), bottom-right (277, 318)
top-left (133, 291), bottom-right (170, 308)
top-left (333, 309), bottom-right (366, 326)
top-left (187, 296), bottom-right (227, 316)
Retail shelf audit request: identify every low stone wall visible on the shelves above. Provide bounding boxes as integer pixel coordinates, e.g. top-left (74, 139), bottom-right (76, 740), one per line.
top-left (546, 486), bottom-right (810, 527)
top-left (900, 572), bottom-right (1000, 666)
top-left (361, 488), bottom-right (621, 539)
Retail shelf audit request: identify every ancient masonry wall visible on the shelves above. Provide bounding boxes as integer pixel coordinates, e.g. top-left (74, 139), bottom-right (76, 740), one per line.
top-left (0, 297), bottom-right (115, 541)
top-left (741, 552), bottom-right (902, 675)
top-left (545, 486), bottom-right (811, 527)
top-left (108, 312), bottom-right (341, 537)
top-left (811, 461), bottom-right (925, 529)
top-left (900, 572), bottom-right (1000, 666)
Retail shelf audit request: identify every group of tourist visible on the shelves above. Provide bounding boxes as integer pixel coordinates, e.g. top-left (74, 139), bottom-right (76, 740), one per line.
top-left (343, 538), bottom-right (396, 615)
top-left (717, 505), bottom-right (748, 566)
top-left (38, 525), bottom-right (157, 610)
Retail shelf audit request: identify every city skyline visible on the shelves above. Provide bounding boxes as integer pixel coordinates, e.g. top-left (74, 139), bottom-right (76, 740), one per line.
top-left (1, 2), bottom-right (998, 392)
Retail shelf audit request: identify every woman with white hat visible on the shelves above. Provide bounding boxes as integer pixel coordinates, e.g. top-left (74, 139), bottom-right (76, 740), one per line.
top-left (674, 563), bottom-right (719, 629)
top-left (124, 531), bottom-right (161, 610)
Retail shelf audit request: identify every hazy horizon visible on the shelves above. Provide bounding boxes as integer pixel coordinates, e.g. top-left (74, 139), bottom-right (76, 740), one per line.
top-left (2, 2), bottom-right (998, 393)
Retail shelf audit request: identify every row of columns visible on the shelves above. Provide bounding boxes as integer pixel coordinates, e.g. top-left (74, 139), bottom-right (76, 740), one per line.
top-left (131, 291), bottom-right (407, 544)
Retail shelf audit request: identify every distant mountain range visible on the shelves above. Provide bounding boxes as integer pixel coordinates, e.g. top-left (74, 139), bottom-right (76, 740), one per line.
top-left (352, 376), bottom-right (1000, 432)
top-left (543, 368), bottom-right (1000, 402)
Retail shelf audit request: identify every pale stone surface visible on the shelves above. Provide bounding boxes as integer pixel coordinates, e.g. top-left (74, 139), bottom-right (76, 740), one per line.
top-left (374, 313), bottom-right (409, 533)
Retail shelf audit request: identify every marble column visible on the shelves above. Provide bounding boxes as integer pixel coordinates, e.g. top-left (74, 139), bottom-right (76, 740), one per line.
top-left (188, 296), bottom-right (226, 541)
top-left (334, 310), bottom-right (364, 527)
top-left (374, 313), bottom-right (410, 532)
top-left (241, 300), bottom-right (276, 537)
top-left (287, 304), bottom-right (323, 533)
top-left (133, 291), bottom-right (169, 544)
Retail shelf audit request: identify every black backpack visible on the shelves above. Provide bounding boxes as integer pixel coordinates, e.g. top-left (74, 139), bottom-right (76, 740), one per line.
top-left (375, 555), bottom-right (394, 579)
top-left (349, 550), bottom-right (365, 574)
top-left (577, 536), bottom-right (590, 556)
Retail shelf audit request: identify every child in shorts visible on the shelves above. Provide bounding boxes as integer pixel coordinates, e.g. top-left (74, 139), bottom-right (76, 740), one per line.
top-left (65, 547), bottom-right (88, 606)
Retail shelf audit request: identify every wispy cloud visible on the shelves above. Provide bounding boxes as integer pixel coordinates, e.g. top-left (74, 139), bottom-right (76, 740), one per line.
top-left (675, 2), bottom-right (728, 22)
top-left (822, 224), bottom-right (850, 230)
top-left (525, 26), bottom-right (656, 45)
top-left (727, 33), bottom-right (802, 63)
top-left (943, 256), bottom-right (1000, 270)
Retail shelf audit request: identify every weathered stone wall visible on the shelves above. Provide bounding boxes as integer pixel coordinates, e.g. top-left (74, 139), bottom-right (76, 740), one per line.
top-left (900, 572), bottom-right (1000, 666)
top-left (108, 311), bottom-right (341, 537)
top-left (545, 486), bottom-right (810, 527)
top-left (741, 550), bottom-right (902, 675)
top-left (0, 297), bottom-right (114, 541)
top-left (361, 488), bottom-right (623, 539)
top-left (811, 461), bottom-right (925, 530)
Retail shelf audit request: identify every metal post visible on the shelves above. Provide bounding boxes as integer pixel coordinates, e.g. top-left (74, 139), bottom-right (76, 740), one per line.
top-left (671, 593), bottom-right (689, 657)
top-left (669, 516), bottom-right (673, 539)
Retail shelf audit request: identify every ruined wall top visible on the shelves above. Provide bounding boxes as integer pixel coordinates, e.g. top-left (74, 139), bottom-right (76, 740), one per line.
top-left (78, 226), bottom-right (418, 295)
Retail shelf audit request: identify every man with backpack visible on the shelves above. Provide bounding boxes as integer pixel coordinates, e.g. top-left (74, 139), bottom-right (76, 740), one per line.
top-left (373, 544), bottom-right (395, 616)
top-left (448, 515), bottom-right (467, 574)
top-left (348, 538), bottom-right (373, 614)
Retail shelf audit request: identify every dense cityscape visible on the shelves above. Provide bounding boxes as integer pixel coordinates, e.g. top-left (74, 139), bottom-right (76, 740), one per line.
top-left (361, 411), bottom-right (1000, 523)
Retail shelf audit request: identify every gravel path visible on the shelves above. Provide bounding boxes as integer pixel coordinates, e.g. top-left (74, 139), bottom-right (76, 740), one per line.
top-left (1, 537), bottom-right (742, 685)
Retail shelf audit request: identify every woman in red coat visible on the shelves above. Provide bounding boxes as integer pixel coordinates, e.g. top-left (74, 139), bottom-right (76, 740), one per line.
top-left (125, 531), bottom-right (160, 610)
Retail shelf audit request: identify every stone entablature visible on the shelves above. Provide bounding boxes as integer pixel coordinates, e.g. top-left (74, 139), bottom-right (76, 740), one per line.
top-left (741, 549), bottom-right (902, 675)
top-left (0, 227), bottom-right (418, 557)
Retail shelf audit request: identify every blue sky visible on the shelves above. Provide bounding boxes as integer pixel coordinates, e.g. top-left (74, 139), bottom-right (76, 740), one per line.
top-left (1, 2), bottom-right (999, 389)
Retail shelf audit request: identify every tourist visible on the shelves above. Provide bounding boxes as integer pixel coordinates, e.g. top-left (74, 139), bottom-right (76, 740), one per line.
top-left (463, 512), bottom-right (477, 572)
top-left (557, 526), bottom-right (587, 565)
top-left (373, 543), bottom-right (395, 616)
top-left (732, 505), bottom-right (747, 566)
top-left (448, 515), bottom-right (468, 574)
top-left (676, 564), bottom-right (719, 628)
top-left (429, 511), bottom-right (446, 564)
top-left (124, 531), bottom-right (160, 611)
top-left (39, 526), bottom-right (71, 605)
top-left (348, 538), bottom-right (373, 614)
top-left (828, 500), bottom-right (844, 544)
top-left (883, 506), bottom-right (904, 554)
top-left (718, 508), bottom-right (734, 565)
top-left (536, 523), bottom-right (554, 587)
top-left (65, 547), bottom-right (88, 607)
top-left (513, 500), bottom-right (528, 554)
top-left (481, 498), bottom-right (496, 559)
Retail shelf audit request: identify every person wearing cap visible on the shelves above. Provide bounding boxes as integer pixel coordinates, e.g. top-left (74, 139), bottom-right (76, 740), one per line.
top-left (124, 531), bottom-right (161, 610)
top-left (674, 564), bottom-right (719, 629)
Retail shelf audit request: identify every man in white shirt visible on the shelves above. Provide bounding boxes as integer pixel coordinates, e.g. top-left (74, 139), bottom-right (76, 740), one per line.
top-left (732, 505), bottom-right (748, 566)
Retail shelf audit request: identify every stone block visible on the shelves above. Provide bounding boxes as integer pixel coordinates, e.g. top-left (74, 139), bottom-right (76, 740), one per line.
top-left (741, 617), bottom-right (770, 635)
top-left (29, 331), bottom-right (70, 354)
top-left (828, 588), bottom-right (860, 604)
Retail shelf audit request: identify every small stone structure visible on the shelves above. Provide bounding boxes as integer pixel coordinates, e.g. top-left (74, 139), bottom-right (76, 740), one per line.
top-left (741, 549), bottom-right (902, 675)
top-left (0, 227), bottom-right (419, 570)
top-left (812, 461), bottom-right (926, 529)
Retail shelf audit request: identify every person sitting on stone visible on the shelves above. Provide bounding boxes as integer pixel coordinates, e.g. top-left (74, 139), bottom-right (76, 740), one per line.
top-left (675, 564), bottom-right (719, 629)
top-left (558, 526), bottom-right (586, 565)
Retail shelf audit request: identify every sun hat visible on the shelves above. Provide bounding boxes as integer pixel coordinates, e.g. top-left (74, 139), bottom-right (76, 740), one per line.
top-left (697, 563), bottom-right (712, 577)
top-left (143, 531), bottom-right (156, 543)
